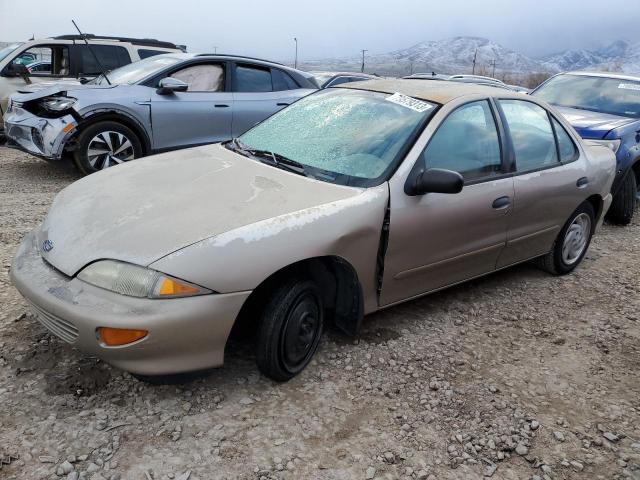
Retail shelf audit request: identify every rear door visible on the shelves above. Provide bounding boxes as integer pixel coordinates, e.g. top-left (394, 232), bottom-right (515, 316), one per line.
top-left (380, 99), bottom-right (514, 305)
top-left (150, 61), bottom-right (233, 150)
top-left (495, 99), bottom-right (587, 267)
top-left (70, 44), bottom-right (131, 77)
top-left (231, 63), bottom-right (309, 136)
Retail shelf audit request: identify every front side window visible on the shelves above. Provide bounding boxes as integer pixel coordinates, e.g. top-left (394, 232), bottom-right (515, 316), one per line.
top-left (421, 100), bottom-right (502, 180)
top-left (235, 65), bottom-right (272, 92)
top-left (533, 74), bottom-right (640, 119)
top-left (237, 89), bottom-right (436, 186)
top-left (500, 100), bottom-right (558, 172)
top-left (170, 63), bottom-right (224, 92)
top-left (11, 45), bottom-right (69, 76)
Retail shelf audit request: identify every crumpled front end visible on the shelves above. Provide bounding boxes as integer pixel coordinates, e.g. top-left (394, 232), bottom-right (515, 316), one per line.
top-left (4, 101), bottom-right (76, 160)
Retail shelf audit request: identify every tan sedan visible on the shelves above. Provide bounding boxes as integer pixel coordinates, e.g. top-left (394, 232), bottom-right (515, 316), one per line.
top-left (10, 80), bottom-right (616, 382)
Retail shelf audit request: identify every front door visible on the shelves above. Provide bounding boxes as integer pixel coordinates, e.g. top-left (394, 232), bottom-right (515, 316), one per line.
top-left (381, 99), bottom-right (514, 306)
top-left (150, 62), bottom-right (233, 150)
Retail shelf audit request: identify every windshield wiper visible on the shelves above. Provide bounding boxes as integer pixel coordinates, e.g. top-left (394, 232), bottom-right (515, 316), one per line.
top-left (229, 139), bottom-right (313, 178)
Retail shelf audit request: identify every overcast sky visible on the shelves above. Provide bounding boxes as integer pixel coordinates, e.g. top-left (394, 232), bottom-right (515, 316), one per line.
top-left (1, 0), bottom-right (638, 61)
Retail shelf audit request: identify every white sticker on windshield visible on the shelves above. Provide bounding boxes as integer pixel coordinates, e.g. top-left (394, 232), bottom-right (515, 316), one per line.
top-left (385, 92), bottom-right (434, 112)
top-left (618, 83), bottom-right (640, 91)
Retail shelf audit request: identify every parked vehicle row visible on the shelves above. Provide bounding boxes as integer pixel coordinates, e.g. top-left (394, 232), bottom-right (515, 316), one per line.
top-left (0, 34), bottom-right (185, 128)
top-left (10, 80), bottom-right (616, 381)
top-left (4, 53), bottom-right (317, 174)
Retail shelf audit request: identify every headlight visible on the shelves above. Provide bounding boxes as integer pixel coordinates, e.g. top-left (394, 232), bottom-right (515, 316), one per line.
top-left (40, 96), bottom-right (77, 112)
top-left (77, 260), bottom-right (211, 298)
top-left (588, 139), bottom-right (621, 154)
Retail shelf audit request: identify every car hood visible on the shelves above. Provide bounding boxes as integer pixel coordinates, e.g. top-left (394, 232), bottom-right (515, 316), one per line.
top-left (37, 144), bottom-right (362, 277)
top-left (13, 82), bottom-right (118, 102)
top-left (554, 106), bottom-right (636, 139)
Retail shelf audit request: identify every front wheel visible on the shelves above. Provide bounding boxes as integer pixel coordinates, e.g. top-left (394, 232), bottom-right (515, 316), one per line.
top-left (607, 171), bottom-right (637, 225)
top-left (256, 279), bottom-right (324, 382)
top-left (73, 120), bottom-right (143, 175)
top-left (536, 201), bottom-right (595, 275)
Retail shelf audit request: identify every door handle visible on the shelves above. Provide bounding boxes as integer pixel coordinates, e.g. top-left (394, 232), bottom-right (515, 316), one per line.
top-left (276, 102), bottom-right (290, 106)
top-left (214, 104), bottom-right (230, 108)
top-left (576, 177), bottom-right (589, 188)
top-left (492, 196), bottom-right (511, 209)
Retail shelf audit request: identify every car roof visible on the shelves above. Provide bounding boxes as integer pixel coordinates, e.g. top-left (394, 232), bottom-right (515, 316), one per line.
top-left (311, 71), bottom-right (376, 77)
top-left (339, 79), bottom-right (520, 104)
top-left (564, 71), bottom-right (640, 82)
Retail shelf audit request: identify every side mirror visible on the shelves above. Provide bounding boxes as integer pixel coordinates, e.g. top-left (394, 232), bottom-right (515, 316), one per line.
top-left (156, 77), bottom-right (188, 95)
top-left (406, 168), bottom-right (464, 196)
top-left (3, 62), bottom-right (29, 78)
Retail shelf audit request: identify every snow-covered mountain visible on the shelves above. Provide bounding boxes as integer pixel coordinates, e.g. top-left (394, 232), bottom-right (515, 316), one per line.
top-left (541, 40), bottom-right (640, 74)
top-left (301, 36), bottom-right (640, 77)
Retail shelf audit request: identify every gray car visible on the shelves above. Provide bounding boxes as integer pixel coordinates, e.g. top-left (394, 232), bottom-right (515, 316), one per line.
top-left (10, 80), bottom-right (615, 382)
top-left (3, 53), bottom-right (316, 174)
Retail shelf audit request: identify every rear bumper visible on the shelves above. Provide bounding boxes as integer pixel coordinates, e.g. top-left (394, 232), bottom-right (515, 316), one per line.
top-left (597, 193), bottom-right (613, 230)
top-left (3, 107), bottom-right (76, 160)
top-left (10, 231), bottom-right (250, 375)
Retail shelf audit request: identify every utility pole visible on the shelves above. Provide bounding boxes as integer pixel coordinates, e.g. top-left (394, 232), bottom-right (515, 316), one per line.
top-left (212, 46), bottom-right (218, 54)
top-left (361, 49), bottom-right (368, 73)
top-left (472, 48), bottom-right (477, 75)
top-left (490, 59), bottom-right (497, 78)
top-left (294, 38), bottom-right (298, 69)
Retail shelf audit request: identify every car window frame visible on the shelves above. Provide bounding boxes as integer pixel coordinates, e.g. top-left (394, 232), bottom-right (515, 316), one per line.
top-left (71, 44), bottom-right (132, 77)
top-left (407, 97), bottom-right (511, 188)
top-left (10, 44), bottom-right (71, 78)
top-left (494, 97), bottom-right (578, 176)
top-left (271, 68), bottom-right (301, 91)
top-left (231, 62), bottom-right (275, 93)
top-left (549, 114), bottom-right (580, 164)
top-left (166, 61), bottom-right (227, 93)
top-left (143, 59), bottom-right (231, 92)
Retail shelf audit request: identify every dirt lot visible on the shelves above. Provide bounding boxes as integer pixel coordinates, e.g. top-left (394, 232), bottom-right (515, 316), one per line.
top-left (0, 146), bottom-right (639, 480)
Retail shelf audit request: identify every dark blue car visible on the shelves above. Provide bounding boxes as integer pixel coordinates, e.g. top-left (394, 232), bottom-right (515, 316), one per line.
top-left (532, 72), bottom-right (640, 224)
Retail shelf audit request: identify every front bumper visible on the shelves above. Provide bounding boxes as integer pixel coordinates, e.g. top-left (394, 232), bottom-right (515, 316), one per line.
top-left (3, 106), bottom-right (76, 160)
top-left (10, 232), bottom-right (251, 375)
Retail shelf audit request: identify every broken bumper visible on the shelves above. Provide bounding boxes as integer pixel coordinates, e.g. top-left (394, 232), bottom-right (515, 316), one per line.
top-left (10, 231), bottom-right (250, 375)
top-left (3, 106), bottom-right (76, 160)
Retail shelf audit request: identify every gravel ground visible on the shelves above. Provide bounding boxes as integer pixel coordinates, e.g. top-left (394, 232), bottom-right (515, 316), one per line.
top-left (1, 146), bottom-right (639, 480)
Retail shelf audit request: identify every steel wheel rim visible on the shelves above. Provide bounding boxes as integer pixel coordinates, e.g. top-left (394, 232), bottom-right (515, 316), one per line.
top-left (280, 291), bottom-right (322, 373)
top-left (562, 213), bottom-right (591, 265)
top-left (87, 131), bottom-right (135, 170)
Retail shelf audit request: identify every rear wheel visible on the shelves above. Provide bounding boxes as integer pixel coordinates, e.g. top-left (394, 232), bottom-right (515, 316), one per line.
top-left (73, 121), bottom-right (143, 175)
top-left (607, 171), bottom-right (637, 225)
top-left (256, 278), bottom-right (324, 382)
top-left (536, 201), bottom-right (595, 275)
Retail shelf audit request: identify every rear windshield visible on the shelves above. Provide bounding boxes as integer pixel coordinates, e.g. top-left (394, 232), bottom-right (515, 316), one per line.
top-left (533, 74), bottom-right (640, 118)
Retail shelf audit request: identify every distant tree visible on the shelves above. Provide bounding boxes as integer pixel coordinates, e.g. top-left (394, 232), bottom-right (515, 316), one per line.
top-left (522, 72), bottom-right (553, 89)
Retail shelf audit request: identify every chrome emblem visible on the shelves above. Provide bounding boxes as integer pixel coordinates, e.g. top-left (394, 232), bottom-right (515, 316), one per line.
top-left (42, 240), bottom-right (54, 252)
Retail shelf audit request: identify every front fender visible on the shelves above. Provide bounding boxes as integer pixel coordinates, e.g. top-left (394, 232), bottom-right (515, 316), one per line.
top-left (149, 185), bottom-right (389, 314)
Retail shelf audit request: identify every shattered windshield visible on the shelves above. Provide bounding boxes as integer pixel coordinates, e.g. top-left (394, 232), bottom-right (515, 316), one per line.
top-left (0, 43), bottom-right (23, 63)
top-left (533, 74), bottom-right (640, 118)
top-left (238, 88), bottom-right (436, 187)
top-left (92, 54), bottom-right (183, 85)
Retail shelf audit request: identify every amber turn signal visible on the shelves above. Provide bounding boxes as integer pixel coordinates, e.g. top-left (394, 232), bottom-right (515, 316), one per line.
top-left (156, 277), bottom-right (201, 296)
top-left (98, 327), bottom-right (148, 346)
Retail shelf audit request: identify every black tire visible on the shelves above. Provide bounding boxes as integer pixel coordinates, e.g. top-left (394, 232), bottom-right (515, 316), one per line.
top-left (256, 278), bottom-right (324, 382)
top-left (73, 120), bottom-right (143, 175)
top-left (607, 171), bottom-right (637, 225)
top-left (536, 201), bottom-right (595, 275)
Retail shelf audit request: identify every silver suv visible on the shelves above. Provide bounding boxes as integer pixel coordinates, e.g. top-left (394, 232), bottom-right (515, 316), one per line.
top-left (4, 53), bottom-right (317, 174)
top-left (0, 34), bottom-right (184, 127)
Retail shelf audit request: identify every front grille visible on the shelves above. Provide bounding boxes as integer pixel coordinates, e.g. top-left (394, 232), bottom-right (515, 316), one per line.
top-left (26, 300), bottom-right (79, 343)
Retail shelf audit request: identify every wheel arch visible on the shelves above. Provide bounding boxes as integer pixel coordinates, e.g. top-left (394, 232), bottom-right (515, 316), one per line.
top-left (585, 194), bottom-right (604, 225)
top-left (232, 255), bottom-right (364, 340)
top-left (74, 110), bottom-right (152, 155)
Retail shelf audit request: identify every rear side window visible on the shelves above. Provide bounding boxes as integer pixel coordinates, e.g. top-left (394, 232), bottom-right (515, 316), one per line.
top-left (137, 49), bottom-right (167, 59)
top-left (552, 118), bottom-right (578, 162)
top-left (499, 100), bottom-right (558, 171)
top-left (235, 65), bottom-right (272, 92)
top-left (422, 100), bottom-right (502, 180)
top-left (272, 69), bottom-right (299, 91)
top-left (76, 45), bottom-right (132, 75)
